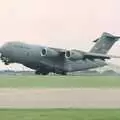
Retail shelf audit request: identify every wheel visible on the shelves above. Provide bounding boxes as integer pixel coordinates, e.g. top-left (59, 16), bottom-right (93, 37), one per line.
top-left (35, 70), bottom-right (41, 75)
top-left (41, 72), bottom-right (49, 75)
top-left (35, 70), bottom-right (49, 75)
top-left (60, 71), bottom-right (67, 75)
top-left (4, 62), bottom-right (9, 65)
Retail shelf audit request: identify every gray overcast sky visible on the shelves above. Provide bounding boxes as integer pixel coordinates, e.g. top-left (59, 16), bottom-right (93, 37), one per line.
top-left (0, 0), bottom-right (120, 70)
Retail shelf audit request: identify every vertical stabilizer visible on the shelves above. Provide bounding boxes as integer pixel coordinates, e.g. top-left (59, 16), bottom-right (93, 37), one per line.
top-left (90, 32), bottom-right (120, 54)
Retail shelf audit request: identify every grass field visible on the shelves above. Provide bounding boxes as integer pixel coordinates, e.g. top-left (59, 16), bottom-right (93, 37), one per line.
top-left (0, 75), bottom-right (120, 88)
top-left (0, 109), bottom-right (120, 120)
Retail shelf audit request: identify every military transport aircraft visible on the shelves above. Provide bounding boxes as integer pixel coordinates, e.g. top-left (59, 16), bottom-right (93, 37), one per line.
top-left (0, 32), bottom-right (120, 75)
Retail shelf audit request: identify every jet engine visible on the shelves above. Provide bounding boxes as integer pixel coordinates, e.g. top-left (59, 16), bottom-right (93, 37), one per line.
top-left (41, 48), bottom-right (59, 57)
top-left (65, 50), bottom-right (84, 60)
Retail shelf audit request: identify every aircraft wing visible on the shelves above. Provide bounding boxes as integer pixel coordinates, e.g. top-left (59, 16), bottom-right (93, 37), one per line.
top-left (38, 45), bottom-right (120, 61)
top-left (83, 52), bottom-right (120, 60)
top-left (64, 49), bottom-right (120, 60)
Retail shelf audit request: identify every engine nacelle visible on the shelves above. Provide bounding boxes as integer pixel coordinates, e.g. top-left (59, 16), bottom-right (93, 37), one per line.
top-left (65, 50), bottom-right (84, 60)
top-left (40, 48), bottom-right (59, 57)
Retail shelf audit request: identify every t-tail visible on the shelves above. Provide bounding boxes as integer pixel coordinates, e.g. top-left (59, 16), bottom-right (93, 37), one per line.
top-left (90, 32), bottom-right (120, 54)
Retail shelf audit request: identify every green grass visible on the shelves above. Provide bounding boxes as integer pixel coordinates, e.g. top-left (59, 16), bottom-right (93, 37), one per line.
top-left (0, 75), bottom-right (120, 88)
top-left (0, 109), bottom-right (120, 120)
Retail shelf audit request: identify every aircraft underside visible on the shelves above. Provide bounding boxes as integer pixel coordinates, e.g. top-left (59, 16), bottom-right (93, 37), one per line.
top-left (22, 59), bottom-right (107, 75)
top-left (0, 54), bottom-right (107, 75)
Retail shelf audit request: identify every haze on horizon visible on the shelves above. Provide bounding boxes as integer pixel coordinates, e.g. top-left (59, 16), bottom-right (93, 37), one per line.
top-left (0, 0), bottom-right (120, 70)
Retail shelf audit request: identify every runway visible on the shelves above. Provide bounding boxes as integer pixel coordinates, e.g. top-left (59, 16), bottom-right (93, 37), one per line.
top-left (0, 88), bottom-right (120, 108)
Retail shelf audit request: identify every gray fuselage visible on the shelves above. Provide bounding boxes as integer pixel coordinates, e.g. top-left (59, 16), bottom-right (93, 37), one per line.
top-left (0, 42), bottom-right (107, 74)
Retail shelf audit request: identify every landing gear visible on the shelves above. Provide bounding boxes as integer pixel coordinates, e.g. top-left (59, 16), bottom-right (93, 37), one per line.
top-left (54, 69), bottom-right (67, 75)
top-left (1, 55), bottom-right (10, 65)
top-left (35, 69), bottom-right (49, 75)
top-left (35, 67), bottom-right (67, 76)
top-left (35, 70), bottom-right (41, 75)
top-left (4, 62), bottom-right (9, 65)
top-left (41, 72), bottom-right (49, 75)
top-left (60, 71), bottom-right (67, 75)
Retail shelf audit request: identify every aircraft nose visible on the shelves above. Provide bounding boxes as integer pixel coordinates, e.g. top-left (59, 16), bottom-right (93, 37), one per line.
top-left (0, 46), bottom-right (5, 59)
top-left (0, 48), bottom-right (2, 57)
top-left (0, 46), bottom-right (4, 54)
top-left (0, 44), bottom-right (5, 54)
top-left (0, 43), bottom-right (10, 55)
top-left (0, 47), bottom-right (1, 53)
